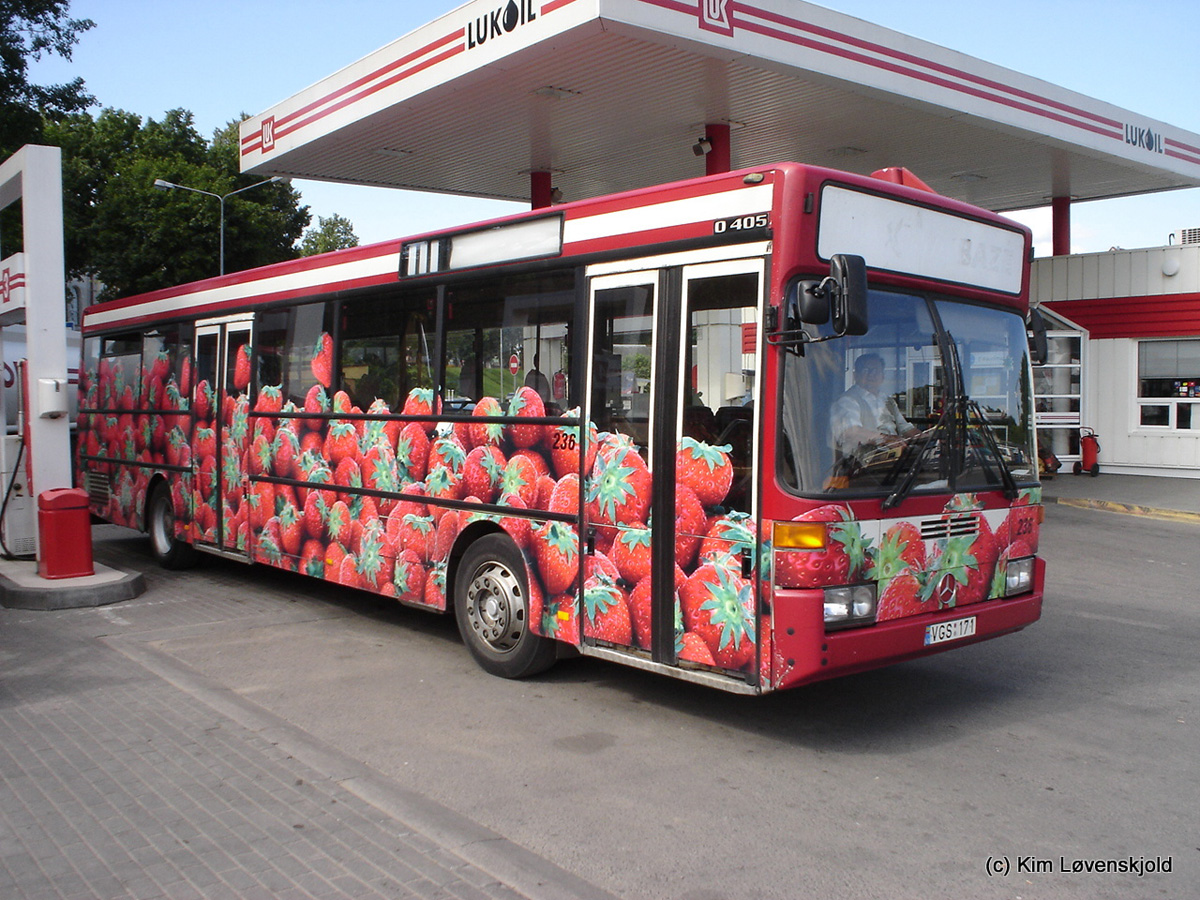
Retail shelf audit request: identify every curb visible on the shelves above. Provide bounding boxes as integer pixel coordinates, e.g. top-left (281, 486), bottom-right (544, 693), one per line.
top-left (1053, 496), bottom-right (1200, 524)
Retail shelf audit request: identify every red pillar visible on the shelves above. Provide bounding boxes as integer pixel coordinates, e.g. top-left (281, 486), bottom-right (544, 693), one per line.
top-left (530, 171), bottom-right (553, 209)
top-left (705, 123), bottom-right (731, 176)
top-left (1051, 196), bottom-right (1071, 257)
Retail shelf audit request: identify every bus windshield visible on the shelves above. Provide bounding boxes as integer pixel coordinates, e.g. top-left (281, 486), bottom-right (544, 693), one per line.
top-left (778, 288), bottom-right (1038, 498)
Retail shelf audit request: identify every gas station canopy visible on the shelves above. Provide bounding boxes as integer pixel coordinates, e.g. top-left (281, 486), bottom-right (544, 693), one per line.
top-left (240, 0), bottom-right (1200, 213)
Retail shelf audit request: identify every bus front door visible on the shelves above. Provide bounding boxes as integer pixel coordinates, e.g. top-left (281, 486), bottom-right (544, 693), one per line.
top-left (585, 260), bottom-right (763, 684)
top-left (192, 317), bottom-right (253, 559)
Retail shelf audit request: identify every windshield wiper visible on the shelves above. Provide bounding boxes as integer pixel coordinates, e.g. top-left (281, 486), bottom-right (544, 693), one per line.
top-left (881, 411), bottom-right (945, 510)
top-left (965, 400), bottom-right (1019, 500)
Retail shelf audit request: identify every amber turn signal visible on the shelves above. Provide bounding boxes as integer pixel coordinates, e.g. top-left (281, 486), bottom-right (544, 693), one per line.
top-left (772, 521), bottom-right (828, 550)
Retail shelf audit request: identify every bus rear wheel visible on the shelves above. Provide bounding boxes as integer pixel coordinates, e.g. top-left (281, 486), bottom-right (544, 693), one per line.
top-left (147, 482), bottom-right (198, 570)
top-left (454, 534), bottom-right (556, 679)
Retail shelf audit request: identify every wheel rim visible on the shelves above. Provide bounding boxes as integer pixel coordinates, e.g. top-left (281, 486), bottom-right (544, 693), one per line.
top-left (464, 559), bottom-right (527, 654)
top-left (150, 491), bottom-right (174, 557)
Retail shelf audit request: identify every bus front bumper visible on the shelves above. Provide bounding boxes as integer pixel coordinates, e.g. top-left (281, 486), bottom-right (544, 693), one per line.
top-left (768, 558), bottom-right (1045, 691)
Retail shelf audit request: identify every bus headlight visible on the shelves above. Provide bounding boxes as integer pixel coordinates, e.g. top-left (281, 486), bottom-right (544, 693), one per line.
top-left (823, 584), bottom-right (877, 629)
top-left (1004, 557), bottom-right (1035, 596)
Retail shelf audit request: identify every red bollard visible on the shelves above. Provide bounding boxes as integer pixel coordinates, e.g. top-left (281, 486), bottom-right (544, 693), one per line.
top-left (37, 488), bottom-right (94, 579)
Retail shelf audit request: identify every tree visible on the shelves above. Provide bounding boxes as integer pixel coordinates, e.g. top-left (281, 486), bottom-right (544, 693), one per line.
top-left (42, 110), bottom-right (311, 298)
top-left (299, 213), bottom-right (359, 256)
top-left (0, 0), bottom-right (95, 159)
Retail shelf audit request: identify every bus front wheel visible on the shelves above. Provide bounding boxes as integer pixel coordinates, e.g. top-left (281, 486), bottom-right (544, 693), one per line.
top-left (147, 482), bottom-right (198, 570)
top-left (454, 534), bottom-right (556, 678)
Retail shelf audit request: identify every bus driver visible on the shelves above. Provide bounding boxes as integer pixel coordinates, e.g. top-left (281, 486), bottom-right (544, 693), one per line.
top-left (831, 352), bottom-right (916, 458)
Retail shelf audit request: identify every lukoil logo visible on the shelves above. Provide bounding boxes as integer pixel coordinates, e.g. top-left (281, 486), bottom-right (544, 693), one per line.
top-left (260, 117), bottom-right (275, 153)
top-left (467, 0), bottom-right (537, 50)
top-left (1125, 123), bottom-right (1164, 154)
top-left (699, 0), bottom-right (734, 36)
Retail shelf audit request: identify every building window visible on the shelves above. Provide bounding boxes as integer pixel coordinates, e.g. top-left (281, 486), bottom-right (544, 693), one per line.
top-left (1138, 339), bottom-right (1200, 430)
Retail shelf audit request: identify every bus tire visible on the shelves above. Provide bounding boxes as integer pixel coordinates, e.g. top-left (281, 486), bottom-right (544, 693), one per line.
top-left (454, 534), bottom-right (556, 679)
top-left (147, 482), bottom-right (198, 570)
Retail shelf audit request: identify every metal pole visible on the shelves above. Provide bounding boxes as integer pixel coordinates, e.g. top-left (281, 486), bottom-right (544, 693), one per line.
top-left (1051, 196), bottom-right (1071, 257)
top-left (154, 176), bottom-right (284, 276)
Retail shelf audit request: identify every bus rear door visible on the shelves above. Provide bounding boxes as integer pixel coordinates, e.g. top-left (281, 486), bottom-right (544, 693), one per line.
top-left (192, 316), bottom-right (253, 558)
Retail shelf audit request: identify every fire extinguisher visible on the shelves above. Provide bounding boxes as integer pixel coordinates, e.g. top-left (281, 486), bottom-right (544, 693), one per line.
top-left (1074, 426), bottom-right (1100, 477)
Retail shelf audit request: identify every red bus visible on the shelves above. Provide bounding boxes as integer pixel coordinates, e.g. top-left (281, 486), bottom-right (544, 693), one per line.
top-left (76, 162), bottom-right (1044, 694)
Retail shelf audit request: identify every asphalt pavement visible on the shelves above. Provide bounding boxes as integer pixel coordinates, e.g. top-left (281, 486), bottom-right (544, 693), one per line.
top-left (0, 470), bottom-right (1196, 899)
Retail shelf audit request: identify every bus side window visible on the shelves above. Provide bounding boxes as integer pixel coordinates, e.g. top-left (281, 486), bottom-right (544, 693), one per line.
top-left (256, 310), bottom-right (288, 397)
top-left (294, 303), bottom-right (333, 404)
top-left (139, 324), bottom-right (189, 411)
top-left (445, 271), bottom-right (576, 410)
top-left (339, 291), bottom-right (433, 411)
top-left (99, 333), bottom-right (143, 411)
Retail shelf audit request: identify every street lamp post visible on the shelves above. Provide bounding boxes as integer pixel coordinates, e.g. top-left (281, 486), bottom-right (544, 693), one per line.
top-left (153, 176), bottom-right (285, 275)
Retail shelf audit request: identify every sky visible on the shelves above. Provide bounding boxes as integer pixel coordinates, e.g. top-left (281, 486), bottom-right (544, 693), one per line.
top-left (26, 0), bottom-right (1200, 257)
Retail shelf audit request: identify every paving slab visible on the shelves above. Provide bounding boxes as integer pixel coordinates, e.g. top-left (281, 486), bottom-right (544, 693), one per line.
top-left (0, 527), bottom-right (617, 900)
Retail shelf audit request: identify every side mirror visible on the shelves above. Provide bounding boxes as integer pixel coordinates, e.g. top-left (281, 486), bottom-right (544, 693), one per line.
top-left (1027, 306), bottom-right (1048, 366)
top-left (829, 254), bottom-right (868, 336)
top-left (772, 255), bottom-right (869, 350)
top-left (795, 281), bottom-right (830, 325)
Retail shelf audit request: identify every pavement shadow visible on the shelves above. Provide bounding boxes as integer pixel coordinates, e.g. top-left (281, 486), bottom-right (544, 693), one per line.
top-left (535, 646), bottom-right (1029, 755)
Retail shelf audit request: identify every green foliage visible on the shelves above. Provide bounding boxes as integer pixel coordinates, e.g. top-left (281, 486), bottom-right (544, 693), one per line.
top-left (41, 110), bottom-right (311, 298)
top-left (628, 353), bottom-right (652, 380)
top-left (299, 214), bottom-right (359, 257)
top-left (445, 332), bottom-right (475, 365)
top-left (480, 366), bottom-right (534, 400)
top-left (0, 0), bottom-right (95, 158)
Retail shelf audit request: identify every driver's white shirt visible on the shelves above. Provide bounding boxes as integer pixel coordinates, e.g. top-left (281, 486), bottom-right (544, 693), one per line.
top-left (831, 384), bottom-right (910, 451)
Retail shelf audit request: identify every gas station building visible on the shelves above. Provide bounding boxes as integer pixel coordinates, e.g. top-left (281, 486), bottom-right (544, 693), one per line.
top-left (1033, 242), bottom-right (1200, 476)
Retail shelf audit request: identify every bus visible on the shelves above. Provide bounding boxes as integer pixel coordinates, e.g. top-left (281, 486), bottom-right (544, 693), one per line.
top-left (75, 162), bottom-right (1044, 694)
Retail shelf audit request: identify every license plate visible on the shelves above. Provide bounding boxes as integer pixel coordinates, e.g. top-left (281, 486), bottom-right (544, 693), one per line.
top-left (925, 615), bottom-right (977, 646)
